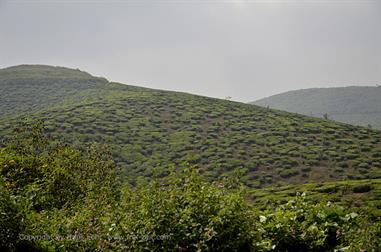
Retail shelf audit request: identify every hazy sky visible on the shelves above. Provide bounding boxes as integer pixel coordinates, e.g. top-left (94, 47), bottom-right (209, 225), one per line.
top-left (0, 0), bottom-right (380, 102)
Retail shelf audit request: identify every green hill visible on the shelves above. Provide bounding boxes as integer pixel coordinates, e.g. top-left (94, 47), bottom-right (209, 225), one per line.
top-left (1, 65), bottom-right (381, 251)
top-left (0, 65), bottom-right (108, 117)
top-left (251, 86), bottom-right (381, 129)
top-left (1, 65), bottom-right (381, 188)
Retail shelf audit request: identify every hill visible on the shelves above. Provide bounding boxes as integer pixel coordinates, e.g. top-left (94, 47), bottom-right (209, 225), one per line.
top-left (1, 66), bottom-right (381, 188)
top-left (1, 65), bottom-right (381, 251)
top-left (0, 65), bottom-right (108, 117)
top-left (251, 86), bottom-right (381, 129)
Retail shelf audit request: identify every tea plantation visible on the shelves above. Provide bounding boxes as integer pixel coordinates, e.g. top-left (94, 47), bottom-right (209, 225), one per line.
top-left (0, 65), bottom-right (380, 251)
top-left (1, 65), bottom-right (381, 188)
top-left (0, 124), bottom-right (380, 251)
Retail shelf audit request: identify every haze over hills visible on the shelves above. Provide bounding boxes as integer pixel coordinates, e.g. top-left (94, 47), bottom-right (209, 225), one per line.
top-left (251, 86), bottom-right (381, 129)
top-left (1, 65), bottom-right (381, 188)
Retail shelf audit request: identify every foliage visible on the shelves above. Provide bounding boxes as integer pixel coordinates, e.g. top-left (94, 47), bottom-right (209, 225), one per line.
top-left (0, 122), bottom-right (118, 211)
top-left (0, 178), bottom-right (25, 251)
top-left (0, 123), bottom-right (119, 251)
top-left (112, 166), bottom-right (257, 251)
top-left (341, 216), bottom-right (381, 252)
top-left (256, 194), bottom-right (358, 251)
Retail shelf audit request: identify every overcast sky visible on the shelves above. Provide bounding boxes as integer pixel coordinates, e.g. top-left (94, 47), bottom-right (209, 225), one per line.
top-left (0, 0), bottom-right (379, 102)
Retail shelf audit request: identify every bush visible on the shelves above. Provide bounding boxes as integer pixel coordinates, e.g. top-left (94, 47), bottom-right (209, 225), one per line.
top-left (352, 184), bottom-right (372, 193)
top-left (0, 179), bottom-right (24, 250)
top-left (341, 216), bottom-right (381, 252)
top-left (0, 123), bottom-right (119, 251)
top-left (112, 166), bottom-right (258, 251)
top-left (256, 194), bottom-right (359, 251)
top-left (279, 168), bottom-right (300, 178)
top-left (0, 122), bottom-right (118, 211)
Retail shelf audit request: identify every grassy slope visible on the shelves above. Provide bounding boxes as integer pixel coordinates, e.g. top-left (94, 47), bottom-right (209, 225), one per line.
top-left (251, 86), bottom-right (381, 129)
top-left (1, 65), bottom-right (381, 189)
top-left (0, 65), bottom-right (108, 117)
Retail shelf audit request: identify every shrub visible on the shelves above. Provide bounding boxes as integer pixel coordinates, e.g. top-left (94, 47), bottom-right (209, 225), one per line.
top-left (0, 179), bottom-right (24, 250)
top-left (341, 216), bottom-right (381, 252)
top-left (352, 184), bottom-right (372, 193)
top-left (279, 168), bottom-right (300, 178)
top-left (113, 166), bottom-right (258, 251)
top-left (256, 194), bottom-right (359, 251)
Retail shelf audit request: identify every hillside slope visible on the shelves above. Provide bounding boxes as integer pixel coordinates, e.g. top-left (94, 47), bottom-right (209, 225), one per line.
top-left (251, 86), bottom-right (381, 129)
top-left (1, 66), bottom-right (381, 188)
top-left (0, 65), bottom-right (108, 117)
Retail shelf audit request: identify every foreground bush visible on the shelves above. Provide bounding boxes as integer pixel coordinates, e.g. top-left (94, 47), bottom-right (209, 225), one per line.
top-left (0, 122), bottom-right (119, 251)
top-left (257, 194), bottom-right (356, 251)
top-left (0, 179), bottom-right (24, 251)
top-left (111, 167), bottom-right (258, 251)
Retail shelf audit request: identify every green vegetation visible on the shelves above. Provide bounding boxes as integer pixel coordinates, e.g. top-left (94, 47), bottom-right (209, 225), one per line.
top-left (0, 124), bottom-right (380, 251)
top-left (0, 65), bottom-right (108, 117)
top-left (251, 86), bottom-right (381, 129)
top-left (1, 65), bottom-right (381, 250)
top-left (1, 66), bottom-right (381, 188)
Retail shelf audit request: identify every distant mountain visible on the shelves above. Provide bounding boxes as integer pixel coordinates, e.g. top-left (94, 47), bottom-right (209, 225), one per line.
top-left (251, 86), bottom-right (381, 129)
top-left (1, 66), bottom-right (381, 188)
